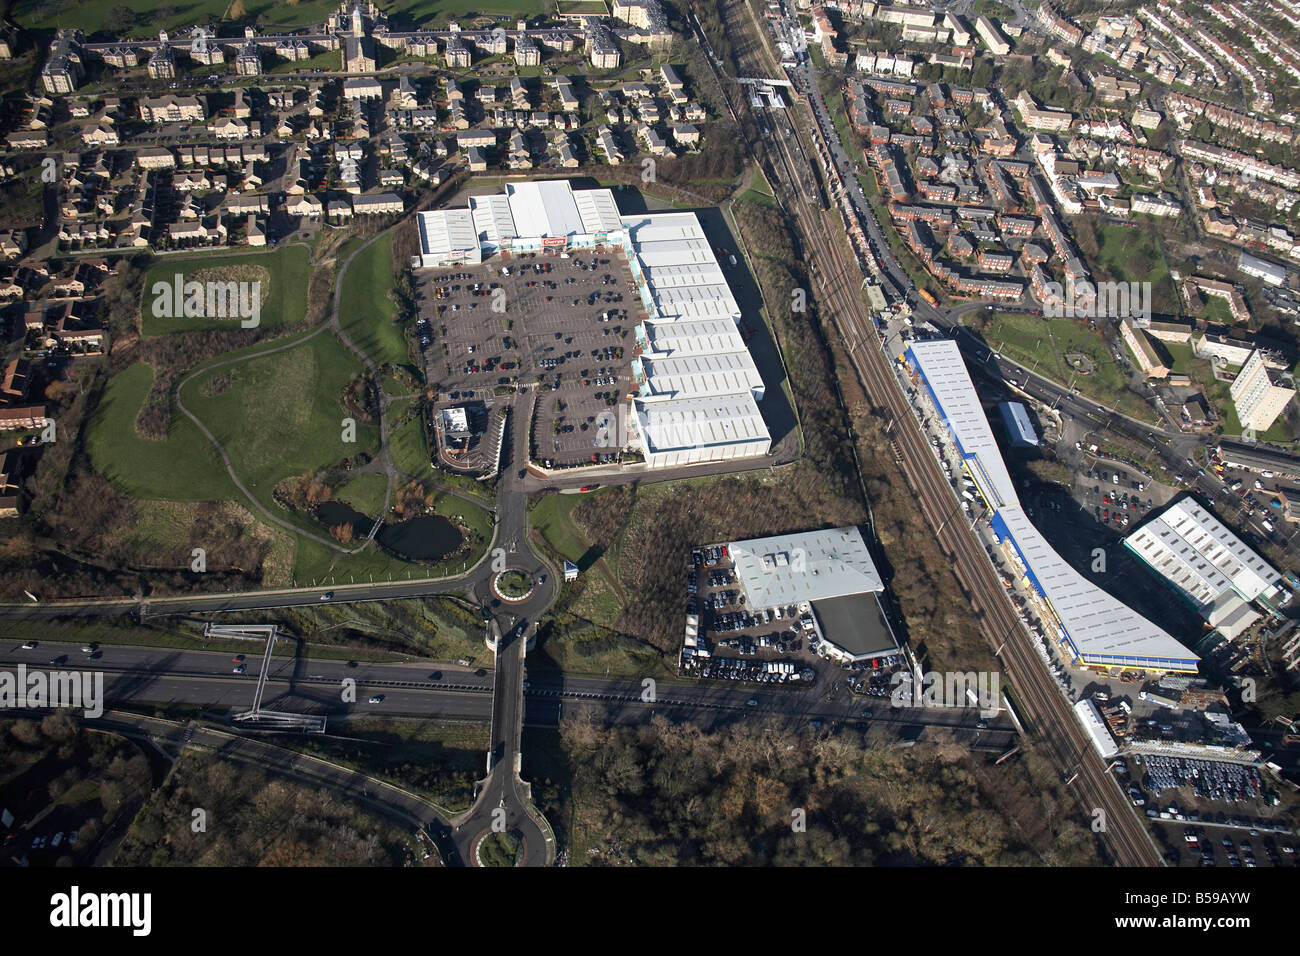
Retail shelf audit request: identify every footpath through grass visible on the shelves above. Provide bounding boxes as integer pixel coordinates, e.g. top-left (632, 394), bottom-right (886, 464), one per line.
top-left (339, 233), bottom-right (410, 369)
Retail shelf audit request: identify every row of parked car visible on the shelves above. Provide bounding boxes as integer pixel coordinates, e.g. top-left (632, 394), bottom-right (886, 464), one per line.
top-left (1143, 754), bottom-right (1262, 804)
top-left (693, 657), bottom-right (803, 683)
top-left (694, 546), bottom-right (731, 567)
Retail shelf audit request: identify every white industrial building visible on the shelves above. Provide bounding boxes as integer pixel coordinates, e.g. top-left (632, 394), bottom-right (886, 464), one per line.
top-left (634, 352), bottom-right (765, 401)
top-left (905, 339), bottom-right (1198, 672)
top-left (1124, 498), bottom-right (1282, 639)
top-left (726, 527), bottom-right (900, 663)
top-left (416, 207), bottom-right (480, 266)
top-left (1074, 698), bottom-right (1119, 759)
top-left (631, 393), bottom-right (770, 467)
top-left (416, 179), bottom-right (771, 470)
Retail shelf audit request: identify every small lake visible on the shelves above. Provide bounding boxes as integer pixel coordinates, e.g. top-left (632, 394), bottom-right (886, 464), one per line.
top-left (378, 515), bottom-right (463, 562)
top-left (315, 502), bottom-right (463, 563)
top-left (315, 500), bottom-right (372, 536)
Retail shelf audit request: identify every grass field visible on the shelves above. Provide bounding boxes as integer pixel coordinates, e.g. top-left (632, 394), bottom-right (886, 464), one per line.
top-left (17, 0), bottom-right (343, 36)
top-left (388, 399), bottom-right (431, 477)
top-left (140, 246), bottom-right (312, 337)
top-left (339, 233), bottom-right (410, 369)
top-left (183, 331), bottom-right (381, 504)
top-left (1092, 225), bottom-right (1179, 316)
top-left (86, 362), bottom-right (232, 501)
top-left (982, 312), bottom-right (1159, 423)
top-left (335, 472), bottom-right (390, 517)
top-left (268, 50), bottom-right (341, 74)
top-left (530, 493), bottom-right (594, 566)
top-left (89, 330), bottom-right (385, 563)
top-left (738, 168), bottom-right (776, 208)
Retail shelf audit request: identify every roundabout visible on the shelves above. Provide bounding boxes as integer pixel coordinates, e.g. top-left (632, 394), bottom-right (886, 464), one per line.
top-left (473, 829), bottom-right (523, 867)
top-left (491, 567), bottom-right (536, 603)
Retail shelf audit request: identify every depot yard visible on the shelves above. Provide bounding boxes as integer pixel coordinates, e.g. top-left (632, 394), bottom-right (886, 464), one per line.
top-left (681, 544), bottom-right (905, 692)
top-left (415, 249), bottom-right (644, 468)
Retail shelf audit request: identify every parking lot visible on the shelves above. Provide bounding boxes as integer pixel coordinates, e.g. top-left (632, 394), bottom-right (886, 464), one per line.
top-left (1107, 752), bottom-right (1297, 866)
top-left (681, 544), bottom-right (816, 686)
top-left (415, 248), bottom-right (645, 469)
top-left (680, 544), bottom-right (906, 694)
top-left (1077, 467), bottom-right (1155, 531)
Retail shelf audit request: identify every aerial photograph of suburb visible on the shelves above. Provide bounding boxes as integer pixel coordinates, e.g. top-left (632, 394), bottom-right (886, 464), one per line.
top-left (0, 0), bottom-right (1295, 901)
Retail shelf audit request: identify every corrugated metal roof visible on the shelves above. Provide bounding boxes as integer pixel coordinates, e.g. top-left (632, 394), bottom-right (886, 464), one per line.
top-left (573, 187), bottom-right (622, 234)
top-left (907, 340), bottom-right (1017, 506)
top-left (643, 318), bottom-right (747, 355)
top-left (908, 338), bottom-right (1197, 668)
top-left (1125, 498), bottom-right (1280, 606)
top-left (728, 527), bottom-right (884, 609)
top-left (641, 351), bottom-right (762, 398)
top-left (469, 194), bottom-right (517, 246)
top-left (417, 208), bottom-right (477, 258)
top-left (997, 506), bottom-right (1195, 666)
top-left (633, 392), bottom-right (768, 452)
top-left (506, 179), bottom-right (584, 238)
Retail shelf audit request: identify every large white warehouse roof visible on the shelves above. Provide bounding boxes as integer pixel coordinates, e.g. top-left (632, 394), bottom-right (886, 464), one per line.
top-left (1124, 498), bottom-right (1280, 608)
top-left (506, 179), bottom-right (587, 239)
top-left (633, 392), bottom-right (769, 461)
top-left (906, 338), bottom-right (1197, 671)
top-left (641, 318), bottom-right (748, 356)
top-left (906, 340), bottom-right (1017, 507)
top-left (639, 351), bottom-right (764, 399)
top-left (729, 527), bottom-right (884, 609)
top-left (416, 208), bottom-right (480, 266)
top-left (994, 507), bottom-right (1198, 669)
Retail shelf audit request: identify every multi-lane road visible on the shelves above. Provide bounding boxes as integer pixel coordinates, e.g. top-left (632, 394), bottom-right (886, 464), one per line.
top-left (0, 641), bottom-right (1018, 746)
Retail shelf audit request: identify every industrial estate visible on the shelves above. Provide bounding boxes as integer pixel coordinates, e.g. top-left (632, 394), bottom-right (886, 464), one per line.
top-left (0, 0), bottom-right (1296, 887)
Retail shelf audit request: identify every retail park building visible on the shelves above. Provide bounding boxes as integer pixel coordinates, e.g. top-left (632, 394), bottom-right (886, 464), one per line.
top-left (416, 180), bottom-right (771, 468)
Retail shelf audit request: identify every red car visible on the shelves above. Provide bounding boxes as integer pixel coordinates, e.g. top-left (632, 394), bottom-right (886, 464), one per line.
top-left (579, 484), bottom-right (598, 492)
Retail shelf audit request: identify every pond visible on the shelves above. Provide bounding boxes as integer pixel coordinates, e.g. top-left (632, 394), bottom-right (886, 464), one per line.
top-left (314, 502), bottom-right (464, 563)
top-left (377, 515), bottom-right (463, 562)
top-left (315, 500), bottom-right (372, 537)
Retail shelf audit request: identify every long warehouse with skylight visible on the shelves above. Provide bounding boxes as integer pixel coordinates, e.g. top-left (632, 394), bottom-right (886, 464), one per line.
top-left (904, 338), bottom-right (1199, 673)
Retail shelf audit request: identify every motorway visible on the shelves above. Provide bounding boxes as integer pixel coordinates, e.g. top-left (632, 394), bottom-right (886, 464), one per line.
top-left (0, 641), bottom-right (1018, 747)
top-left (711, 0), bottom-right (1164, 864)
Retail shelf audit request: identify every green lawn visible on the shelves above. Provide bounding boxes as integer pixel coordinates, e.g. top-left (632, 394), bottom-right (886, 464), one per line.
top-left (89, 331), bottom-right (385, 555)
top-left (141, 245), bottom-right (312, 337)
top-left (1093, 225), bottom-right (1178, 316)
top-left (983, 312), bottom-right (1159, 423)
top-left (389, 403), bottom-right (432, 478)
top-left (555, 0), bottom-right (609, 15)
top-left (388, 0), bottom-right (545, 23)
top-left (530, 493), bottom-right (591, 565)
top-left (338, 233), bottom-right (411, 369)
top-left (268, 50), bottom-right (341, 74)
top-left (739, 168), bottom-right (776, 208)
top-left (183, 331), bottom-right (381, 504)
top-left (86, 362), bottom-right (231, 501)
top-left (335, 472), bottom-right (390, 517)
top-left (430, 490), bottom-right (492, 542)
top-left (16, 0), bottom-right (343, 35)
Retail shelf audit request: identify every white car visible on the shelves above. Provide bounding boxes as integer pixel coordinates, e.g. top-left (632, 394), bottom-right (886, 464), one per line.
top-left (367, 695), bottom-right (384, 704)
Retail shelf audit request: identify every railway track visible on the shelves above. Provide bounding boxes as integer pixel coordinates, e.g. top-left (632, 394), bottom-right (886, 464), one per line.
top-left (709, 0), bottom-right (1162, 865)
